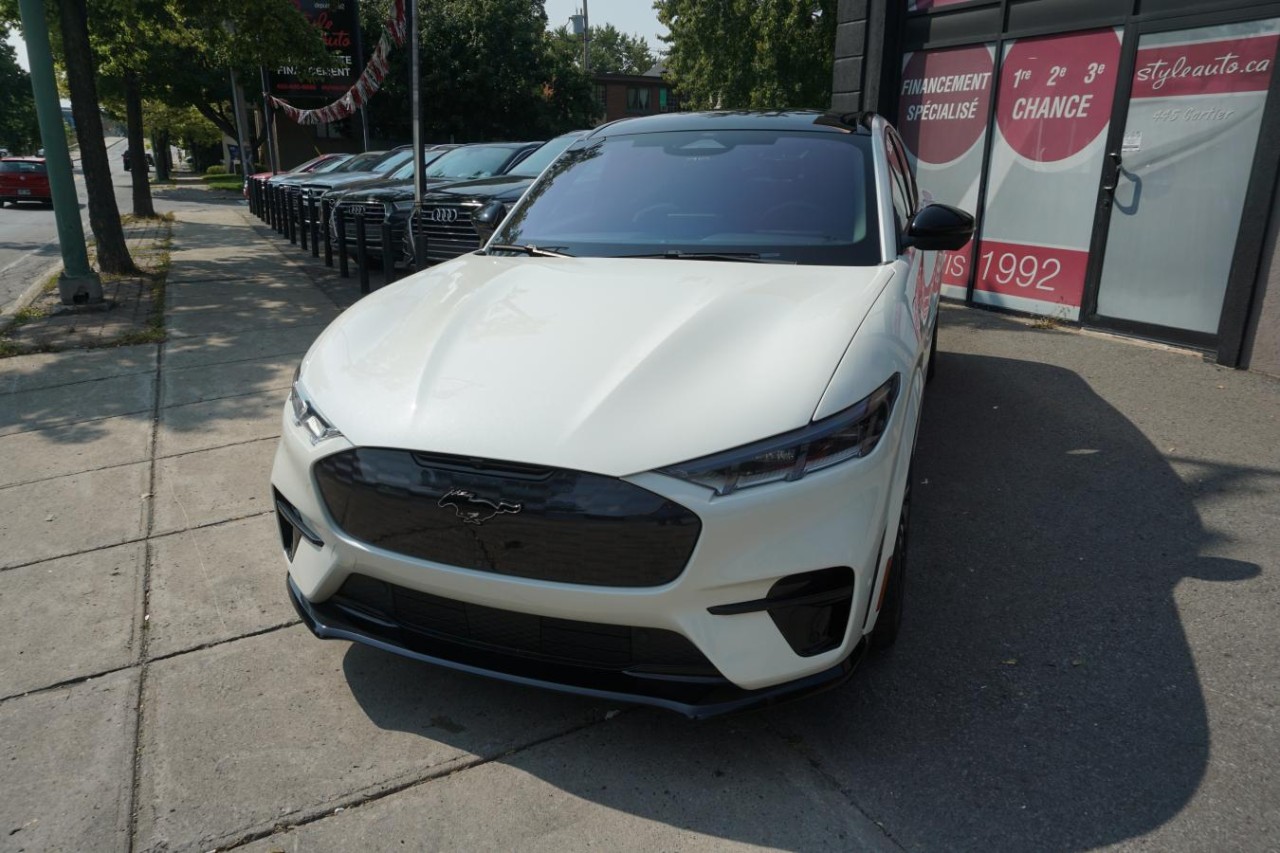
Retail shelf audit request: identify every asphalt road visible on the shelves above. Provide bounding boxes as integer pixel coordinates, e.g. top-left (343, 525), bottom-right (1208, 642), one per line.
top-left (0, 137), bottom-right (207, 315)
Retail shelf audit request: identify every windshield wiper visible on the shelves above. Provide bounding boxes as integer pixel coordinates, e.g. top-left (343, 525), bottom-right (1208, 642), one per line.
top-left (487, 243), bottom-right (574, 258)
top-left (617, 250), bottom-right (792, 264)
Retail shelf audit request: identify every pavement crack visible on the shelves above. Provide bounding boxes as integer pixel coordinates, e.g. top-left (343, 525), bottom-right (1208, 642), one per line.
top-left (761, 716), bottom-right (906, 851)
top-left (217, 710), bottom-right (638, 851)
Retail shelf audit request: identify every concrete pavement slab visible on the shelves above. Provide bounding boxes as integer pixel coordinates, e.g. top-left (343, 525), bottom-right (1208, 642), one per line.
top-left (165, 302), bottom-right (340, 340)
top-left (161, 322), bottom-right (326, 371)
top-left (0, 368), bottom-right (155, 437)
top-left (155, 390), bottom-right (283, 458)
top-left (0, 412), bottom-right (152, 489)
top-left (147, 514), bottom-right (296, 658)
top-left (134, 627), bottom-right (601, 852)
top-left (150, 438), bottom-right (275, 536)
top-left (165, 279), bottom-right (338, 310)
top-left (0, 346), bottom-right (156, 394)
top-left (0, 542), bottom-right (142, 698)
top-left (244, 711), bottom-right (896, 853)
top-left (160, 353), bottom-right (297, 410)
top-left (0, 669), bottom-right (137, 853)
top-left (0, 462), bottom-right (149, 570)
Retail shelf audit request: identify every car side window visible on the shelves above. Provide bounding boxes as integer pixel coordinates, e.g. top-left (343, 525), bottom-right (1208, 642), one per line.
top-left (886, 131), bottom-right (918, 211)
top-left (883, 136), bottom-right (913, 242)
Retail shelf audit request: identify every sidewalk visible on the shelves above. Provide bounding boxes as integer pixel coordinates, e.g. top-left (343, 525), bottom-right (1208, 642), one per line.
top-left (1, 202), bottom-right (1277, 851)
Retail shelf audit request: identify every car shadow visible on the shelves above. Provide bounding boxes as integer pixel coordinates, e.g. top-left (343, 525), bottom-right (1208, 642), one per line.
top-left (338, 351), bottom-right (1256, 850)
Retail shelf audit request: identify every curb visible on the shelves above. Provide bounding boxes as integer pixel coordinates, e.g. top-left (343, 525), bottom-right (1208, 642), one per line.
top-left (0, 258), bottom-right (63, 321)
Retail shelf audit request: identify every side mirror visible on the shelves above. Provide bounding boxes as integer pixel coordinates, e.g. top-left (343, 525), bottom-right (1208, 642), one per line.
top-left (905, 203), bottom-right (975, 252)
top-left (473, 200), bottom-right (508, 242)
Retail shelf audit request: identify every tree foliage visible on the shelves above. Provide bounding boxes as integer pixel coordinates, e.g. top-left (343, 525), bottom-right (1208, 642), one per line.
top-left (0, 26), bottom-right (39, 152)
top-left (549, 22), bottom-right (657, 75)
top-left (655, 0), bottom-right (835, 110)
top-left (360, 0), bottom-right (596, 143)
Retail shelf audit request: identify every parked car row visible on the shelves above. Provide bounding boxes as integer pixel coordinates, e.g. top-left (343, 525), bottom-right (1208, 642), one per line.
top-left (246, 133), bottom-right (594, 276)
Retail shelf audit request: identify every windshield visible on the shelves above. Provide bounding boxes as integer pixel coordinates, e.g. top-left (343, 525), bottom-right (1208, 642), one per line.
top-left (424, 145), bottom-right (521, 181)
top-left (373, 149), bottom-right (413, 175)
top-left (312, 156), bottom-right (353, 174)
top-left (493, 129), bottom-right (880, 266)
top-left (508, 134), bottom-right (582, 178)
top-left (334, 152), bottom-right (385, 173)
top-left (389, 148), bottom-right (449, 180)
top-left (287, 155), bottom-right (330, 173)
top-left (0, 160), bottom-right (46, 174)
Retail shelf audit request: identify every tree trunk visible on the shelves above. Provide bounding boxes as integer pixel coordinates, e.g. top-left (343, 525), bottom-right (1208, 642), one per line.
top-left (152, 130), bottom-right (171, 181)
top-left (124, 71), bottom-right (155, 217)
top-left (57, 0), bottom-right (135, 274)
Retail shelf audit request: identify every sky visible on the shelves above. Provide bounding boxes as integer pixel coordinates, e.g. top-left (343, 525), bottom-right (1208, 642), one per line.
top-left (3, 2), bottom-right (668, 75)
top-left (6, 30), bottom-right (28, 71)
top-left (543, 0), bottom-right (669, 51)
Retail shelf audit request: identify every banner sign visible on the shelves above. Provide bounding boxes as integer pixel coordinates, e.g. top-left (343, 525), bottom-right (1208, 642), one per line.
top-left (973, 28), bottom-right (1122, 320)
top-left (898, 44), bottom-right (995, 300)
top-left (271, 0), bottom-right (361, 99)
top-left (1093, 21), bottom-right (1280, 333)
top-left (269, 0), bottom-right (408, 126)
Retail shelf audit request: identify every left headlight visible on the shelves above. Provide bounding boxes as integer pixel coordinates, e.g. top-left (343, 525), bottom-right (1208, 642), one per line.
top-left (659, 374), bottom-right (900, 497)
top-left (288, 371), bottom-right (342, 445)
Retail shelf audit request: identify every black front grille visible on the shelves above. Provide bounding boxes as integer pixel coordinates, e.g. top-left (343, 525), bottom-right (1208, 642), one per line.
top-left (332, 202), bottom-right (387, 249)
top-left (413, 203), bottom-right (481, 262)
top-left (314, 448), bottom-right (701, 587)
top-left (332, 574), bottom-right (716, 675)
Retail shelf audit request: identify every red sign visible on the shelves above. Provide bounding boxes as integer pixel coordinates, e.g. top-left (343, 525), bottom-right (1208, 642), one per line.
top-left (1132, 34), bottom-right (1278, 98)
top-left (972, 241), bottom-right (1089, 307)
top-left (996, 30), bottom-right (1121, 162)
top-left (898, 46), bottom-right (994, 165)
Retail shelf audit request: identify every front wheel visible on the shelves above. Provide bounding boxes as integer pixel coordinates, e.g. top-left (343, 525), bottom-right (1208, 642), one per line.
top-left (871, 468), bottom-right (911, 650)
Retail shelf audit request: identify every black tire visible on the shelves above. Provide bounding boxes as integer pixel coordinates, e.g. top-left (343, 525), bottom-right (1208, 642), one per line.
top-left (926, 318), bottom-right (938, 383)
top-left (871, 469), bottom-right (911, 651)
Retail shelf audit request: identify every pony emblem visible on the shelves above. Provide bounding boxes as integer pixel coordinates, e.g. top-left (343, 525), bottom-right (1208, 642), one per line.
top-left (438, 489), bottom-right (522, 525)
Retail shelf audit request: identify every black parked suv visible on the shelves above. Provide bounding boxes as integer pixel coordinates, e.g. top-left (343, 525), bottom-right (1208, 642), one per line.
top-left (328, 142), bottom-right (543, 266)
top-left (404, 131), bottom-right (587, 269)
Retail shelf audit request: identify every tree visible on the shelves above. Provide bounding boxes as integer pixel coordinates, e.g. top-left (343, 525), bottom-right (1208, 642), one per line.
top-left (361, 0), bottom-right (596, 144)
top-left (0, 26), bottom-right (39, 152)
top-left (549, 22), bottom-right (657, 75)
top-left (655, 0), bottom-right (835, 110)
top-left (59, 0), bottom-right (135, 272)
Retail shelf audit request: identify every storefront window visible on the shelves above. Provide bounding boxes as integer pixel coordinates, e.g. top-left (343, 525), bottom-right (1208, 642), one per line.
top-left (1094, 19), bottom-right (1280, 334)
top-left (973, 28), bottom-right (1122, 319)
top-left (898, 44), bottom-right (996, 300)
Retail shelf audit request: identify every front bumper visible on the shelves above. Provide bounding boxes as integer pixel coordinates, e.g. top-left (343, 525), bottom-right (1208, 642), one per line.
top-left (288, 574), bottom-right (861, 718)
top-left (271, 386), bottom-right (913, 710)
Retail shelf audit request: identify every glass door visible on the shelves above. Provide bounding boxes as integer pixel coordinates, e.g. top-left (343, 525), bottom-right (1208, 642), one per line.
top-left (1089, 18), bottom-right (1280, 342)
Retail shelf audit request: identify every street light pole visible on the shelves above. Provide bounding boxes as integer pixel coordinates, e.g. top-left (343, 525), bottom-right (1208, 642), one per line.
top-left (583, 0), bottom-right (590, 72)
top-left (16, 0), bottom-right (101, 303)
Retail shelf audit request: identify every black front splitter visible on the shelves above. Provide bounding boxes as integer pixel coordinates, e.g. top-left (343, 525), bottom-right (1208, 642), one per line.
top-left (288, 576), bottom-right (863, 720)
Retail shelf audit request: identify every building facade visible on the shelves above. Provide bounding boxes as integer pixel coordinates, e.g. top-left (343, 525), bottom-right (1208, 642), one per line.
top-left (835, 0), bottom-right (1280, 375)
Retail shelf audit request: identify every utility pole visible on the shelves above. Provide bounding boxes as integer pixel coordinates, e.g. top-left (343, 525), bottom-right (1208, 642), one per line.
top-left (16, 0), bottom-right (102, 304)
top-left (260, 67), bottom-right (279, 174)
top-left (229, 69), bottom-right (253, 178)
top-left (583, 0), bottom-right (590, 72)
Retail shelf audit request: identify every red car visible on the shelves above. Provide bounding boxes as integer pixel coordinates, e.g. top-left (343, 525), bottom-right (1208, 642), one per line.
top-left (244, 153), bottom-right (349, 198)
top-left (0, 157), bottom-right (52, 207)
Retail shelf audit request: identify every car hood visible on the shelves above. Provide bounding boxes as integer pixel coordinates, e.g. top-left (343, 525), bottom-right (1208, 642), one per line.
top-left (334, 177), bottom-right (463, 203)
top-left (301, 171), bottom-right (384, 191)
top-left (427, 175), bottom-right (535, 203)
top-left (303, 256), bottom-right (893, 477)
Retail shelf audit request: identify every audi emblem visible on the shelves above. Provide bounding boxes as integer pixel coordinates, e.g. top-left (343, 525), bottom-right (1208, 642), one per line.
top-left (425, 207), bottom-right (459, 224)
top-left (348, 205), bottom-right (365, 216)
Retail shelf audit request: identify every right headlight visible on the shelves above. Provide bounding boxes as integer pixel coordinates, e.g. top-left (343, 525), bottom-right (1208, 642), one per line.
top-left (288, 370), bottom-right (342, 446)
top-left (658, 374), bottom-right (900, 496)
